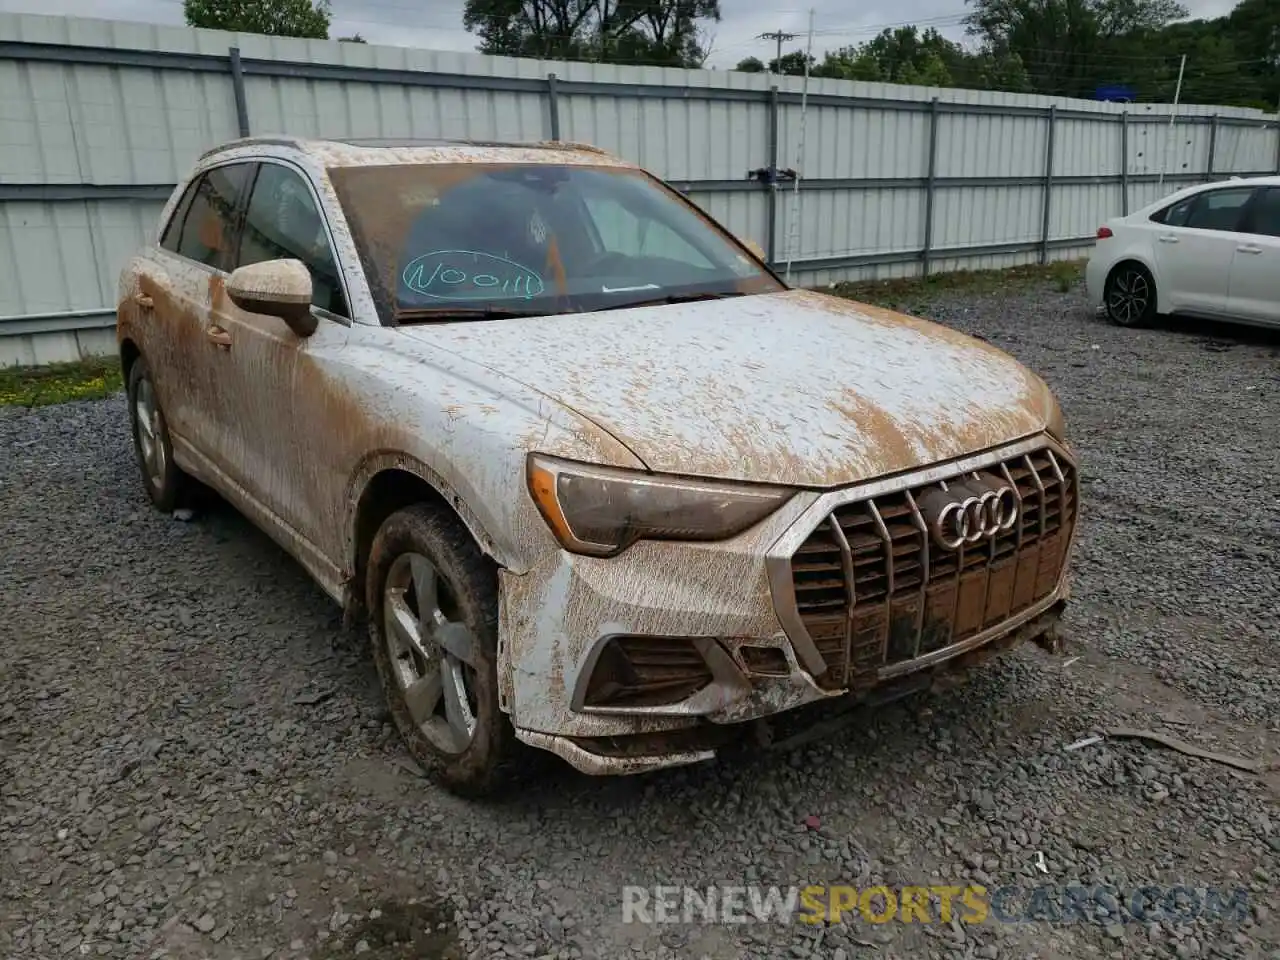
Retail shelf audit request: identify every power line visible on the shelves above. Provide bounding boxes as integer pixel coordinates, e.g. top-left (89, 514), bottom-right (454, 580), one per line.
top-left (757, 29), bottom-right (799, 74)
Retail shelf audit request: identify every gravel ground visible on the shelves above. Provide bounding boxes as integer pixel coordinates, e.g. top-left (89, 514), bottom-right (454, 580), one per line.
top-left (3, 280), bottom-right (1279, 960)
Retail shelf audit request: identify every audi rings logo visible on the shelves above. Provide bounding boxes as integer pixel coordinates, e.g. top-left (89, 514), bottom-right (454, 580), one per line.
top-left (919, 475), bottom-right (1019, 550)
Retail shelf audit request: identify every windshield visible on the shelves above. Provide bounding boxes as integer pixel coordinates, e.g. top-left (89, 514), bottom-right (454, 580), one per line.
top-left (327, 162), bottom-right (784, 323)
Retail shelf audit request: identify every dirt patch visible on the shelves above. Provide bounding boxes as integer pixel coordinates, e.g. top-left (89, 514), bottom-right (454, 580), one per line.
top-left (314, 900), bottom-right (461, 960)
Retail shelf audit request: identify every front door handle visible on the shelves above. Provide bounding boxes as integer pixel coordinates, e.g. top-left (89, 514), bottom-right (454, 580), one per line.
top-left (1157, 234), bottom-right (1179, 244)
top-left (133, 292), bottom-right (154, 309)
top-left (206, 325), bottom-right (233, 350)
top-left (1236, 243), bottom-right (1262, 254)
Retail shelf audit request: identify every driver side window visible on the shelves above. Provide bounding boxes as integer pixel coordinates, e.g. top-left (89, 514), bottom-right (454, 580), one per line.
top-left (582, 196), bottom-right (714, 268)
top-left (236, 163), bottom-right (349, 318)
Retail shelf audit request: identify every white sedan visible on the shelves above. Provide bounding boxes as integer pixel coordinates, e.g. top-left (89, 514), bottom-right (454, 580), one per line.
top-left (1086, 175), bottom-right (1280, 328)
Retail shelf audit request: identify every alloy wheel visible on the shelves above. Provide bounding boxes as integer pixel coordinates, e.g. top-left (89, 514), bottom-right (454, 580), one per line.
top-left (133, 375), bottom-right (167, 490)
top-left (1107, 268), bottom-right (1150, 326)
top-left (382, 552), bottom-right (481, 755)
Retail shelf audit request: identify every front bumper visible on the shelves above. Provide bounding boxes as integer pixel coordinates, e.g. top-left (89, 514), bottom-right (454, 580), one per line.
top-left (499, 434), bottom-right (1078, 776)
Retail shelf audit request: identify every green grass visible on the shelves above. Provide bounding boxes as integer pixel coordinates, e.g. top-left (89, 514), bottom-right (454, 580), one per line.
top-left (831, 259), bottom-right (1085, 304)
top-left (0, 356), bottom-right (124, 408)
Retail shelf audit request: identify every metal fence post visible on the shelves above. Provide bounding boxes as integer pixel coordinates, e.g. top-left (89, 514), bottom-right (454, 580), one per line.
top-left (922, 97), bottom-right (939, 278)
top-left (1040, 104), bottom-right (1056, 266)
top-left (1207, 114), bottom-right (1218, 180)
top-left (546, 73), bottom-right (561, 141)
top-left (767, 85), bottom-right (780, 266)
top-left (1120, 111), bottom-right (1129, 215)
top-left (228, 46), bottom-right (250, 137)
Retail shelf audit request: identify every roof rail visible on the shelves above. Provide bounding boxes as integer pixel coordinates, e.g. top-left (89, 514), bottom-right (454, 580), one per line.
top-left (197, 136), bottom-right (307, 161)
top-left (535, 139), bottom-right (613, 156)
top-left (336, 136), bottom-right (605, 151)
top-left (196, 135), bottom-right (619, 162)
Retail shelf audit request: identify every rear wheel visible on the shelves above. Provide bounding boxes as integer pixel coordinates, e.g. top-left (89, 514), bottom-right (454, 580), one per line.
top-left (127, 356), bottom-right (190, 512)
top-left (366, 503), bottom-right (514, 797)
top-left (1104, 263), bottom-right (1157, 327)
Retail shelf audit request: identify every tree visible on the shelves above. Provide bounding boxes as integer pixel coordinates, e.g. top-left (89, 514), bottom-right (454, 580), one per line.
top-left (771, 50), bottom-right (816, 76)
top-left (339, 34), bottom-right (367, 43)
top-left (1221, 0), bottom-right (1279, 108)
top-left (730, 50), bottom-right (815, 76)
top-left (463, 0), bottom-right (720, 67)
top-left (964, 0), bottom-right (1187, 99)
top-left (183, 0), bottom-right (331, 38)
top-left (962, 45), bottom-right (1034, 92)
top-left (816, 27), bottom-right (963, 85)
top-left (802, 26), bottom-right (1032, 91)
top-left (738, 0), bottom-right (1271, 107)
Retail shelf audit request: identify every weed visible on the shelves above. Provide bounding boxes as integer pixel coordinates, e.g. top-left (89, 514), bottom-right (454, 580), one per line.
top-left (0, 356), bottom-right (123, 408)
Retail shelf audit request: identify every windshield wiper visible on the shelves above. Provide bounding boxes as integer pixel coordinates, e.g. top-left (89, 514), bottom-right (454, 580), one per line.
top-left (393, 305), bottom-right (546, 325)
top-left (590, 290), bottom-right (746, 312)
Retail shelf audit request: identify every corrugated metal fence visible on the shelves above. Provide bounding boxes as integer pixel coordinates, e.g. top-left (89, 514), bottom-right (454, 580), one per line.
top-left (2, 11), bottom-right (1278, 366)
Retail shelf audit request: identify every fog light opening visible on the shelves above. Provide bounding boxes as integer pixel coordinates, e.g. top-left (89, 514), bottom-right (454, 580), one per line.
top-left (581, 635), bottom-right (715, 709)
top-left (738, 645), bottom-right (790, 678)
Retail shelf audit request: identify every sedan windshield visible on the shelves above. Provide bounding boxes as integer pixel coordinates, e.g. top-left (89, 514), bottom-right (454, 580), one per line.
top-left (327, 162), bottom-right (784, 323)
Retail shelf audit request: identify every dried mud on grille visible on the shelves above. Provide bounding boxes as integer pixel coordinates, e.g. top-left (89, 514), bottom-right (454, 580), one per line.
top-left (790, 447), bottom-right (1077, 690)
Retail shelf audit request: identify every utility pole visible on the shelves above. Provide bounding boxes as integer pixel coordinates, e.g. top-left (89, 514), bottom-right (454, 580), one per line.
top-left (783, 8), bottom-right (817, 285)
top-left (1273, 27), bottom-right (1280, 173)
top-left (758, 30), bottom-right (797, 76)
top-left (1158, 54), bottom-right (1187, 190)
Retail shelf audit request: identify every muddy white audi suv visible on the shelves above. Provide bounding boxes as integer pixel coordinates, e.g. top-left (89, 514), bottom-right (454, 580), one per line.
top-left (116, 136), bottom-right (1078, 795)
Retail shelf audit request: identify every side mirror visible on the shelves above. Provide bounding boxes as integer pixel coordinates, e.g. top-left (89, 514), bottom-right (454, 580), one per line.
top-left (743, 239), bottom-right (766, 261)
top-left (226, 259), bottom-right (317, 338)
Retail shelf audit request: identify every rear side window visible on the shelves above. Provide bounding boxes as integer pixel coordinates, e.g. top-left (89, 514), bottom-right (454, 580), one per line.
top-left (173, 164), bottom-right (254, 269)
top-left (1247, 187), bottom-right (1280, 238)
top-left (1153, 196), bottom-right (1196, 227)
top-left (1184, 187), bottom-right (1254, 232)
top-left (159, 183), bottom-right (198, 253)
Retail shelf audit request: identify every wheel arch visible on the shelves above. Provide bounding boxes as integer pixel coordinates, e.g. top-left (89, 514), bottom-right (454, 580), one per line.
top-left (119, 337), bottom-right (141, 382)
top-left (344, 452), bottom-right (518, 621)
top-left (1105, 256), bottom-right (1163, 311)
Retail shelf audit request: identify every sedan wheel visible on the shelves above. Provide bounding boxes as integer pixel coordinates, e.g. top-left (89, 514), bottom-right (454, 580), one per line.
top-left (1104, 265), bottom-right (1156, 327)
top-left (367, 503), bottom-right (514, 796)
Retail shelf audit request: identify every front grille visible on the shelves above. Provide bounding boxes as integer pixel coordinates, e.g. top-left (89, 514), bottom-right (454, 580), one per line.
top-left (789, 446), bottom-right (1077, 690)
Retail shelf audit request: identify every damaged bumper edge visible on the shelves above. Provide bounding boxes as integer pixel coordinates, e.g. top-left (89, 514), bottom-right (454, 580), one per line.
top-left (516, 602), bottom-right (1066, 777)
top-left (513, 729), bottom-right (717, 776)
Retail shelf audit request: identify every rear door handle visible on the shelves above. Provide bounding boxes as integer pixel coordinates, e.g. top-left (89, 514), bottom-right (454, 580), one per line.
top-left (133, 292), bottom-right (154, 308)
top-left (205, 325), bottom-right (233, 350)
top-left (1236, 243), bottom-right (1262, 254)
top-left (1157, 234), bottom-right (1179, 244)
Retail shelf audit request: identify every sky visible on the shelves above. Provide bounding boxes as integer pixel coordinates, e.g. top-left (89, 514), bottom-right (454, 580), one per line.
top-left (0, 0), bottom-right (1244, 68)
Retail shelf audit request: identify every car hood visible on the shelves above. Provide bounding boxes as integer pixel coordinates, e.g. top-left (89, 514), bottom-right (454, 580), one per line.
top-left (396, 288), bottom-right (1058, 488)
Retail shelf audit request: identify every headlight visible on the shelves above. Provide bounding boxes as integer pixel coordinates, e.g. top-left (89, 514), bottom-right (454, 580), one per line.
top-left (527, 454), bottom-right (794, 558)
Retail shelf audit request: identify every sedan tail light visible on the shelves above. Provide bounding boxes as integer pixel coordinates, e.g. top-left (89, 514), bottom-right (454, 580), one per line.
top-left (1096, 226), bottom-right (1114, 239)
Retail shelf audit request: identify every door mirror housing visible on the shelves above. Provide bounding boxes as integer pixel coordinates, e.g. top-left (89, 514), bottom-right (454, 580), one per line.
top-left (226, 259), bottom-right (317, 337)
top-left (742, 238), bottom-right (766, 261)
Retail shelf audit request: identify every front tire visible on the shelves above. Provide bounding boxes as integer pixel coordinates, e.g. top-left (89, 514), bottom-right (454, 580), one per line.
top-left (366, 504), bottom-right (513, 797)
top-left (127, 355), bottom-right (189, 512)
top-left (1104, 263), bottom-right (1157, 328)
